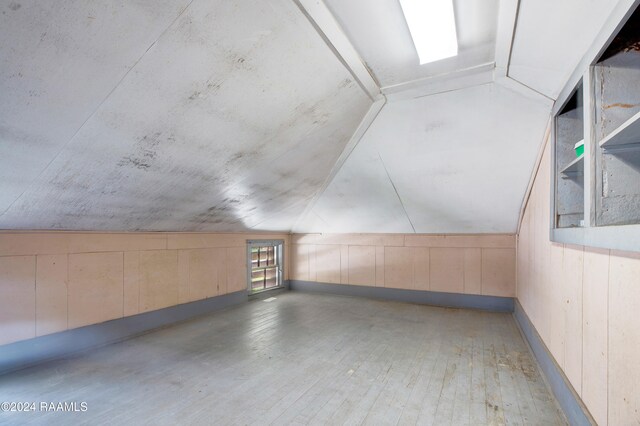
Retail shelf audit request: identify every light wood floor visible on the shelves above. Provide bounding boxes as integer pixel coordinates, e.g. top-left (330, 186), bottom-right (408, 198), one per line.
top-left (0, 292), bottom-right (565, 425)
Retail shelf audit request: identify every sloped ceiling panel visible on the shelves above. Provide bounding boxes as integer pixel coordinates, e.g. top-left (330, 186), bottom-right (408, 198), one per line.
top-left (0, 0), bottom-right (192, 215)
top-left (0, 0), bottom-right (372, 231)
top-left (509, 0), bottom-right (621, 99)
top-left (296, 134), bottom-right (415, 233)
top-left (296, 83), bottom-right (551, 234)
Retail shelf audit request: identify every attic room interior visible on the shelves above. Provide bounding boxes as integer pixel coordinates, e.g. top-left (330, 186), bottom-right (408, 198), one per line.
top-left (1, 0), bottom-right (639, 424)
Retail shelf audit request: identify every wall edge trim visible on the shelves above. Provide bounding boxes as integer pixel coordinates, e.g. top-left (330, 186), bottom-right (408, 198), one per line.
top-left (289, 280), bottom-right (514, 312)
top-left (512, 300), bottom-right (595, 425)
top-left (0, 290), bottom-right (248, 376)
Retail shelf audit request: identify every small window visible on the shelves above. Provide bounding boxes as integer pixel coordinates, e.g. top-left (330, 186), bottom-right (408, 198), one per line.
top-left (247, 240), bottom-right (284, 293)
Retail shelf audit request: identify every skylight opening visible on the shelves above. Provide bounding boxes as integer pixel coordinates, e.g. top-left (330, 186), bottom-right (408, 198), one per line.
top-left (399, 0), bottom-right (459, 64)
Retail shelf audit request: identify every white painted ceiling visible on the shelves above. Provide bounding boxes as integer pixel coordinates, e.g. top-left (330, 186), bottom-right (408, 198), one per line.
top-left (0, 0), bottom-right (629, 233)
top-left (0, 0), bottom-right (371, 231)
top-left (324, 0), bottom-right (499, 89)
top-left (509, 0), bottom-right (622, 99)
top-left (294, 83), bottom-right (551, 233)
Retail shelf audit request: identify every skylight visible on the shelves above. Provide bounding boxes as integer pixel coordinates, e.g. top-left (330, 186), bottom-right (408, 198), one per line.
top-left (399, 0), bottom-right (459, 64)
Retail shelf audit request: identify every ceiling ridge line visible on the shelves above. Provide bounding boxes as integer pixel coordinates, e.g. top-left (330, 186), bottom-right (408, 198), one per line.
top-left (505, 0), bottom-right (522, 76)
top-left (0, 0), bottom-right (198, 220)
top-left (291, 98), bottom-right (386, 233)
top-left (292, 0), bottom-right (381, 101)
top-left (380, 62), bottom-right (496, 94)
top-left (411, 81), bottom-right (494, 101)
top-left (516, 117), bottom-right (552, 236)
top-left (377, 152), bottom-right (416, 233)
top-left (501, 75), bottom-right (555, 102)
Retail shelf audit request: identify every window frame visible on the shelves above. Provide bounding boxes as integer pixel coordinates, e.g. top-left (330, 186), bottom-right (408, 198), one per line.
top-left (246, 239), bottom-right (284, 294)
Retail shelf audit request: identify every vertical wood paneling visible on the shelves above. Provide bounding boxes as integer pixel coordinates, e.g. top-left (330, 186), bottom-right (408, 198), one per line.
top-left (0, 232), bottom-right (289, 344)
top-left (384, 246), bottom-right (413, 289)
top-left (563, 244), bottom-right (584, 394)
top-left (375, 246), bottom-right (385, 287)
top-left (582, 247), bottom-right (609, 426)
top-left (187, 249), bottom-right (216, 301)
top-left (608, 251), bottom-right (640, 426)
top-left (340, 245), bottom-right (349, 284)
top-left (123, 251), bottom-right (140, 316)
top-left (463, 248), bottom-right (482, 295)
top-left (68, 252), bottom-right (123, 329)
top-left (35, 254), bottom-right (68, 336)
top-left (177, 250), bottom-right (190, 304)
top-left (291, 234), bottom-right (516, 296)
top-left (0, 256), bottom-right (36, 345)
top-left (293, 245), bottom-right (310, 281)
top-left (516, 143), bottom-right (640, 424)
top-left (226, 246), bottom-right (246, 293)
top-left (430, 248), bottom-right (464, 293)
top-left (315, 244), bottom-right (341, 284)
top-left (347, 245), bottom-right (375, 286)
top-left (211, 247), bottom-right (227, 296)
top-left (481, 248), bottom-right (516, 296)
top-left (308, 245), bottom-right (317, 282)
top-left (138, 250), bottom-right (178, 312)
top-left (413, 247), bottom-right (430, 291)
top-left (548, 243), bottom-right (565, 368)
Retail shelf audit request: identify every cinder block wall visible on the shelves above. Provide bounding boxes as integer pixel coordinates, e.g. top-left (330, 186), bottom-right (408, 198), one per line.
top-left (289, 233), bottom-right (516, 297)
top-left (517, 142), bottom-right (640, 425)
top-left (0, 232), bottom-right (290, 346)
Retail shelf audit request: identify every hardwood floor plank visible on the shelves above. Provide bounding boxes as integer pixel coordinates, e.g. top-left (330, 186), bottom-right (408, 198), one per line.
top-left (0, 292), bottom-right (565, 425)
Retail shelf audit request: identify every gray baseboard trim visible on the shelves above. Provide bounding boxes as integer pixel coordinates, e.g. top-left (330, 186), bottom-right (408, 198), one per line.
top-left (0, 290), bottom-right (247, 376)
top-left (289, 280), bottom-right (514, 312)
top-left (513, 300), bottom-right (594, 426)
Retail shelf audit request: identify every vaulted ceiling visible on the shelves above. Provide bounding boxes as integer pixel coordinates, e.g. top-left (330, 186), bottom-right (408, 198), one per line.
top-left (0, 0), bottom-right (627, 232)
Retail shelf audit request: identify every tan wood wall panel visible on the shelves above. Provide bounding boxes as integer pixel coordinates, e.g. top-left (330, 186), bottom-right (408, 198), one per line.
top-left (481, 248), bottom-right (516, 297)
top-left (412, 247), bottom-right (430, 291)
top-left (0, 232), bottom-right (288, 345)
top-left (581, 247), bottom-right (609, 426)
top-left (290, 235), bottom-right (517, 296)
top-left (123, 251), bottom-right (140, 316)
top-left (68, 252), bottom-right (124, 329)
top-left (347, 246), bottom-right (376, 286)
top-left (608, 251), bottom-right (640, 426)
top-left (430, 248), bottom-right (464, 293)
top-left (463, 248), bottom-right (482, 295)
top-left (384, 246), bottom-right (414, 289)
top-left (563, 244), bottom-right (584, 394)
top-left (139, 250), bottom-right (179, 312)
top-left (35, 254), bottom-right (68, 336)
top-left (0, 256), bottom-right (36, 345)
top-left (315, 245), bottom-right (341, 284)
top-left (226, 246), bottom-right (246, 294)
top-left (517, 143), bottom-right (640, 425)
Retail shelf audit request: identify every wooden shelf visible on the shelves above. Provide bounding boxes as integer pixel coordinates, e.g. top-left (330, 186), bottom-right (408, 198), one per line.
top-left (560, 154), bottom-right (584, 178)
top-left (600, 110), bottom-right (640, 149)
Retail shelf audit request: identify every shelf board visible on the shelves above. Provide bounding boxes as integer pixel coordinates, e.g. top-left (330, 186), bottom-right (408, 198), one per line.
top-left (600, 110), bottom-right (640, 149)
top-left (560, 154), bottom-right (584, 178)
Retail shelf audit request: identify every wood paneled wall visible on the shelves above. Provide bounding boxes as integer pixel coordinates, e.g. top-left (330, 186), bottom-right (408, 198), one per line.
top-left (0, 232), bottom-right (290, 346)
top-left (517, 142), bottom-right (640, 425)
top-left (290, 233), bottom-right (516, 297)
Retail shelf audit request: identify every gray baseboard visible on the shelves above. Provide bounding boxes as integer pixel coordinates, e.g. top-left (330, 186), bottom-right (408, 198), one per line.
top-left (0, 290), bottom-right (247, 376)
top-left (289, 280), bottom-right (514, 312)
top-left (513, 300), bottom-right (594, 426)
